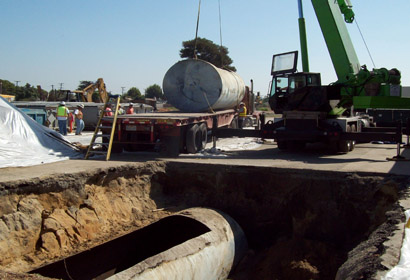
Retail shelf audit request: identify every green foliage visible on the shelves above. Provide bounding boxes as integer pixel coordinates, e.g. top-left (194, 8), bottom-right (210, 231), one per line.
top-left (180, 37), bottom-right (236, 72)
top-left (145, 84), bottom-right (164, 99)
top-left (77, 81), bottom-right (93, 90)
top-left (0, 79), bottom-right (16, 95)
top-left (124, 87), bottom-right (143, 100)
top-left (13, 83), bottom-right (39, 101)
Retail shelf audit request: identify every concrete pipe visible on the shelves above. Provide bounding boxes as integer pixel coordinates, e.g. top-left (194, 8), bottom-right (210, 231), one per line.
top-left (109, 207), bottom-right (248, 280)
top-left (163, 59), bottom-right (246, 112)
top-left (30, 207), bottom-right (248, 280)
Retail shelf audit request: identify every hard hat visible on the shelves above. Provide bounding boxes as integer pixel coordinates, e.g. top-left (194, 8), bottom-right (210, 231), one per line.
top-left (239, 102), bottom-right (245, 106)
top-left (59, 101), bottom-right (66, 105)
top-left (129, 102), bottom-right (134, 106)
top-left (77, 104), bottom-right (84, 108)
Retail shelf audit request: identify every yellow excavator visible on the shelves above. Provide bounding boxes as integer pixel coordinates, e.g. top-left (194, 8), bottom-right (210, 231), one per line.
top-left (73, 78), bottom-right (157, 109)
top-left (73, 78), bottom-right (108, 103)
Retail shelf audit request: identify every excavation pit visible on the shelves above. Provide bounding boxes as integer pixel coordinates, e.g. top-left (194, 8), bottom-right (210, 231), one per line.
top-left (0, 161), bottom-right (408, 279)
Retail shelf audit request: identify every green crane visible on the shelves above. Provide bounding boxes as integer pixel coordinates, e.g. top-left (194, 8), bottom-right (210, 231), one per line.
top-left (269, 0), bottom-right (407, 116)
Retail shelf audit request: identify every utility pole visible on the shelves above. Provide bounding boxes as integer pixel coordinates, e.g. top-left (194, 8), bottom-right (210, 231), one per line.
top-left (48, 85), bottom-right (54, 101)
top-left (59, 83), bottom-right (64, 90)
top-left (15, 81), bottom-right (20, 87)
top-left (121, 87), bottom-right (125, 95)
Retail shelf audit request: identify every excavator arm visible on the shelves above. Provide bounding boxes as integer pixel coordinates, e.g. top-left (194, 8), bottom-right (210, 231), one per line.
top-left (74, 78), bottom-right (108, 103)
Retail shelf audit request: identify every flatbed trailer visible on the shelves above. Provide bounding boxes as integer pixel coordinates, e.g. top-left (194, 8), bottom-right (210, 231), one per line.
top-left (104, 109), bottom-right (237, 156)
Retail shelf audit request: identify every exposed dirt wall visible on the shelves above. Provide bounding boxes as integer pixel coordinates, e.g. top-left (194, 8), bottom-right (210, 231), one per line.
top-left (154, 163), bottom-right (409, 279)
top-left (0, 161), bottom-right (408, 280)
top-left (0, 162), bottom-right (172, 273)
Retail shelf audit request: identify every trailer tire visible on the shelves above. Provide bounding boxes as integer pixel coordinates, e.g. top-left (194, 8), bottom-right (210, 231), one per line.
top-left (277, 140), bottom-right (288, 150)
top-left (198, 123), bottom-right (208, 150)
top-left (289, 140), bottom-right (306, 150)
top-left (350, 124), bottom-right (356, 151)
top-left (186, 124), bottom-right (200, 154)
top-left (337, 137), bottom-right (351, 154)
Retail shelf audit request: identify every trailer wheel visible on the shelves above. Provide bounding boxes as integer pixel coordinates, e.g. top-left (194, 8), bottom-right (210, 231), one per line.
top-left (350, 124), bottom-right (356, 151)
top-left (198, 123), bottom-right (208, 150)
top-left (289, 140), bottom-right (306, 150)
top-left (277, 140), bottom-right (288, 150)
top-left (337, 136), bottom-right (352, 153)
top-left (186, 124), bottom-right (200, 153)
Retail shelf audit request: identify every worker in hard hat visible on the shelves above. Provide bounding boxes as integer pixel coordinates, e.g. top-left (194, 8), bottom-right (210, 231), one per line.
top-left (104, 103), bottom-right (113, 116)
top-left (238, 102), bottom-right (247, 129)
top-left (126, 103), bottom-right (134, 114)
top-left (118, 104), bottom-right (125, 115)
top-left (74, 104), bottom-right (85, 135)
top-left (56, 101), bottom-right (70, 135)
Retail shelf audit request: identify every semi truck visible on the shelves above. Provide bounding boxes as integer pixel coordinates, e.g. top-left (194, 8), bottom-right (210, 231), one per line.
top-left (102, 59), bottom-right (260, 156)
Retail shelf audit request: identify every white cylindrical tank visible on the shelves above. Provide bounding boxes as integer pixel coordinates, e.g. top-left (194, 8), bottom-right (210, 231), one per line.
top-left (163, 59), bottom-right (246, 112)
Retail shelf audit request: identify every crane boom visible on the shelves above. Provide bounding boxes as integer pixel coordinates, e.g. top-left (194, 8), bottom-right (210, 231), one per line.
top-left (311, 0), bottom-right (360, 83)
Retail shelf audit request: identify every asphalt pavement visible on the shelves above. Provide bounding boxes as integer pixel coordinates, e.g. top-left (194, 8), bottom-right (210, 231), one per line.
top-left (1, 132), bottom-right (410, 184)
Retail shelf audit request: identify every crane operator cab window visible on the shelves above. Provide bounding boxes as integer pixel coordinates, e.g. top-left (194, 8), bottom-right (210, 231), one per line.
top-left (272, 76), bottom-right (289, 97)
top-left (288, 73), bottom-right (321, 93)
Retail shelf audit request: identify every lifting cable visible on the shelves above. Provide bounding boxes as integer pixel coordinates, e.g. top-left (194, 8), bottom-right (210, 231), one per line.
top-left (193, 0), bottom-right (202, 59)
top-left (354, 18), bottom-right (376, 69)
top-left (218, 0), bottom-right (225, 68)
top-left (193, 0), bottom-right (227, 114)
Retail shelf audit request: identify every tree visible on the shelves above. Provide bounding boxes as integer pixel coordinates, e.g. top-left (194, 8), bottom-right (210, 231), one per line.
top-left (124, 87), bottom-right (143, 100)
top-left (179, 37), bottom-right (236, 72)
top-left (77, 81), bottom-right (93, 91)
top-left (145, 84), bottom-right (163, 99)
top-left (14, 83), bottom-right (39, 101)
top-left (0, 79), bottom-right (16, 95)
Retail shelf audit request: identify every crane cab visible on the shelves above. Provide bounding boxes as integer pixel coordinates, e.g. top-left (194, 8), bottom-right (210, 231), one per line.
top-left (268, 51), bottom-right (326, 114)
top-left (273, 72), bottom-right (321, 96)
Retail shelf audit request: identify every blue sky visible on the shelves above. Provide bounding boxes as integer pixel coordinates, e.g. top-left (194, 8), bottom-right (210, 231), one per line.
top-left (1, 0), bottom-right (409, 97)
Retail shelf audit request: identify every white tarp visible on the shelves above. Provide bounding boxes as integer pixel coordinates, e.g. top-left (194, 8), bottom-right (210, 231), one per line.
top-left (0, 96), bottom-right (81, 168)
top-left (383, 210), bottom-right (410, 280)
